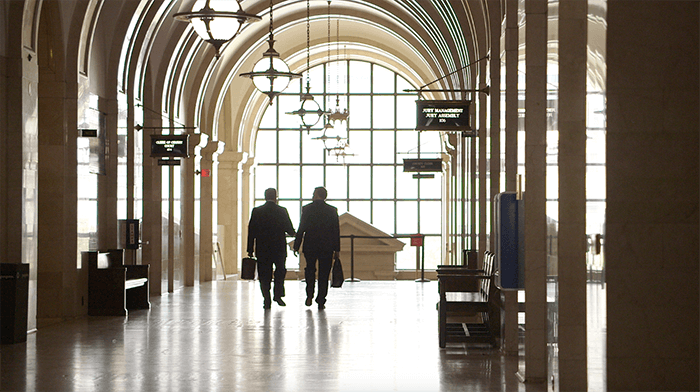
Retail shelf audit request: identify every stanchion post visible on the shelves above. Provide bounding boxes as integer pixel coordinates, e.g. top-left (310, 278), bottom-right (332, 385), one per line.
top-left (346, 234), bottom-right (360, 282)
top-left (415, 234), bottom-right (429, 282)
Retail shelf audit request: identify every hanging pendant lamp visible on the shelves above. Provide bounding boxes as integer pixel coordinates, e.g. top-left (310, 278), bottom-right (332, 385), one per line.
top-left (322, 1), bottom-right (334, 133)
top-left (287, 0), bottom-right (325, 132)
top-left (174, 0), bottom-right (261, 59)
top-left (240, 0), bottom-right (302, 104)
top-left (328, 18), bottom-right (349, 125)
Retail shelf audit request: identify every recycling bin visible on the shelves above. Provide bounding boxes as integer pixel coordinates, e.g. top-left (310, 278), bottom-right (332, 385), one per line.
top-left (1, 263), bottom-right (29, 344)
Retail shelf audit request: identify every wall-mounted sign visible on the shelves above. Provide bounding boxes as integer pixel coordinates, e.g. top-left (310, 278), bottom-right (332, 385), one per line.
top-left (118, 219), bottom-right (140, 250)
top-left (78, 128), bottom-right (98, 137)
top-left (410, 234), bottom-right (423, 247)
top-left (158, 159), bottom-right (181, 166)
top-left (403, 158), bottom-right (443, 172)
top-left (416, 100), bottom-right (471, 131)
top-left (150, 134), bottom-right (189, 158)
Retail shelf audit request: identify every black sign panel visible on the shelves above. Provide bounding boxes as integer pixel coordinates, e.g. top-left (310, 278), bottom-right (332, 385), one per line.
top-left (403, 158), bottom-right (443, 172)
top-left (416, 100), bottom-right (471, 131)
top-left (151, 134), bottom-right (189, 158)
top-left (118, 219), bottom-right (140, 250)
top-left (158, 159), bottom-right (182, 166)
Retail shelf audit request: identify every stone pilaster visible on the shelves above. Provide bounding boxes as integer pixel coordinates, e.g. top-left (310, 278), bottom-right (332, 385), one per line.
top-left (181, 133), bottom-right (202, 286)
top-left (558, 0), bottom-right (588, 390)
top-left (198, 139), bottom-right (221, 282)
top-left (501, 0), bottom-right (520, 357)
top-left (521, 0), bottom-right (548, 383)
top-left (606, 1), bottom-right (699, 390)
top-left (217, 151), bottom-right (248, 275)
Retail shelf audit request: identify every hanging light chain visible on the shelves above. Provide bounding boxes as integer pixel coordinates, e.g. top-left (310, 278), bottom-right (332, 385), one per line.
top-left (336, 18), bottom-right (340, 102)
top-left (269, 0), bottom-right (274, 36)
top-left (306, 0), bottom-right (311, 87)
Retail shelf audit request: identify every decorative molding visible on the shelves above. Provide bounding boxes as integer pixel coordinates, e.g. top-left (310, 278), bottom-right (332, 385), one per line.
top-left (22, 0), bottom-right (41, 54)
top-left (78, 0), bottom-right (104, 77)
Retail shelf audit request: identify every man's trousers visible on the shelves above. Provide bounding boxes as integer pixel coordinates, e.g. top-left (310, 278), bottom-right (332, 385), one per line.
top-left (303, 252), bottom-right (333, 305)
top-left (257, 254), bottom-right (286, 301)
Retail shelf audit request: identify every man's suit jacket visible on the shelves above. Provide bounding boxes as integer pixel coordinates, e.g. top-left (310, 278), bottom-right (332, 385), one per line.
top-left (293, 200), bottom-right (340, 254)
top-left (247, 201), bottom-right (295, 257)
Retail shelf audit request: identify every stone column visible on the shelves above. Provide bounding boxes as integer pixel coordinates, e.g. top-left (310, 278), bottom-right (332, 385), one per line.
top-left (606, 1), bottom-right (699, 390)
top-left (505, 0), bottom-right (519, 193)
top-left (4, 21), bottom-right (40, 332)
top-left (478, 60), bottom-right (488, 257)
top-left (489, 0), bottom-right (502, 250)
top-left (500, 0), bottom-right (520, 357)
top-left (198, 138), bottom-right (219, 282)
top-left (521, 0), bottom-right (548, 383)
top-left (181, 133), bottom-right (201, 286)
top-left (470, 123), bottom-right (477, 251)
top-left (217, 151), bottom-right (247, 275)
top-left (558, 1), bottom-right (588, 390)
top-left (441, 152), bottom-right (452, 265)
top-left (38, 58), bottom-right (79, 326)
top-left (141, 123), bottom-right (162, 296)
top-left (241, 158), bottom-right (254, 264)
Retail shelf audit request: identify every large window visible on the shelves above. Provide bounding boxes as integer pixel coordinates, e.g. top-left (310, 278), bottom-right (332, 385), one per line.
top-left (255, 61), bottom-right (443, 270)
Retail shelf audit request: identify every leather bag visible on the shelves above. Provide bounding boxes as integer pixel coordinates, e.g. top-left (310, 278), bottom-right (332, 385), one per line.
top-left (331, 257), bottom-right (344, 288)
top-left (241, 257), bottom-right (256, 280)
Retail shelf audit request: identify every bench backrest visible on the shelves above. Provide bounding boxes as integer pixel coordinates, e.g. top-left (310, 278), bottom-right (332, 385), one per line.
top-left (85, 250), bottom-right (126, 271)
top-left (437, 251), bottom-right (496, 299)
top-left (480, 251), bottom-right (493, 299)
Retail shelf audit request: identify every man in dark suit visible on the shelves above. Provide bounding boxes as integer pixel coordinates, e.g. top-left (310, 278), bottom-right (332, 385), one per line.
top-left (247, 188), bottom-right (296, 309)
top-left (293, 186), bottom-right (340, 310)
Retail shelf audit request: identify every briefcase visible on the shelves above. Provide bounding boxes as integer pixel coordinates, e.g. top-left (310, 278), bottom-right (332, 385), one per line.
top-left (331, 257), bottom-right (344, 288)
top-left (241, 257), bottom-right (256, 280)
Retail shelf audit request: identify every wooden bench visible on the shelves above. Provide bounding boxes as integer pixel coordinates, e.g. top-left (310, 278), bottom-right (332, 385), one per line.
top-left (85, 250), bottom-right (150, 316)
top-left (437, 251), bottom-right (500, 348)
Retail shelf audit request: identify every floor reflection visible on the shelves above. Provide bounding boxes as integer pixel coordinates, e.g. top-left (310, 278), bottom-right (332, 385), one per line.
top-left (0, 280), bottom-right (607, 392)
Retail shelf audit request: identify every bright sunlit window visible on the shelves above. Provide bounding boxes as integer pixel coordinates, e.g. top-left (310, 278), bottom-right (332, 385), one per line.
top-left (254, 60), bottom-right (444, 270)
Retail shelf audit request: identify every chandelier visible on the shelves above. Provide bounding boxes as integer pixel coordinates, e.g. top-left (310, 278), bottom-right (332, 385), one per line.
top-left (240, 0), bottom-right (302, 104)
top-left (174, 0), bottom-right (261, 59)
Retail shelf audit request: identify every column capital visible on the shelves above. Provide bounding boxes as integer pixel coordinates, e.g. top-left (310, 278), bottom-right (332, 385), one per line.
top-left (200, 139), bottom-right (223, 158)
top-left (218, 151), bottom-right (248, 164)
top-left (217, 151), bottom-right (249, 171)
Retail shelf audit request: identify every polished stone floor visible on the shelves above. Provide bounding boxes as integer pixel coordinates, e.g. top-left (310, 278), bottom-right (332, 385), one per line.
top-left (2, 280), bottom-right (605, 392)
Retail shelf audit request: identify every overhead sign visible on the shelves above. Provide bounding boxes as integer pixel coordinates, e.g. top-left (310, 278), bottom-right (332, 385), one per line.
top-left (416, 100), bottom-right (471, 131)
top-left (151, 134), bottom-right (189, 158)
top-left (403, 158), bottom-right (443, 172)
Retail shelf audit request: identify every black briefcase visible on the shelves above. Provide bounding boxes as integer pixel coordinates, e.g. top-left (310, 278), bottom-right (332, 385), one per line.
top-left (241, 257), bottom-right (256, 280)
top-left (331, 257), bottom-right (344, 288)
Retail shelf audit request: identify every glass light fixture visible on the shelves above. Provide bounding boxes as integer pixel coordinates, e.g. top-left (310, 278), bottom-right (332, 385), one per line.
top-left (328, 18), bottom-right (349, 125)
top-left (321, 1), bottom-right (334, 133)
top-left (287, 0), bottom-right (324, 132)
top-left (317, 0), bottom-right (350, 149)
top-left (291, 88), bottom-right (325, 131)
top-left (240, 0), bottom-right (301, 104)
top-left (174, 0), bottom-right (261, 59)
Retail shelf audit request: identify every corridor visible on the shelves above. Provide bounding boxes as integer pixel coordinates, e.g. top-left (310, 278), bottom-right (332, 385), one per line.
top-left (1, 280), bottom-right (566, 392)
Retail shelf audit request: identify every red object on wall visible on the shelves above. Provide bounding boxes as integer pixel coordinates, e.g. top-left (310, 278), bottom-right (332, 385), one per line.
top-left (410, 234), bottom-right (423, 247)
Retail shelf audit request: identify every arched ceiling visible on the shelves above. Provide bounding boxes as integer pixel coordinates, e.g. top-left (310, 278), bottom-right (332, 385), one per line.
top-left (115, 0), bottom-right (492, 155)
